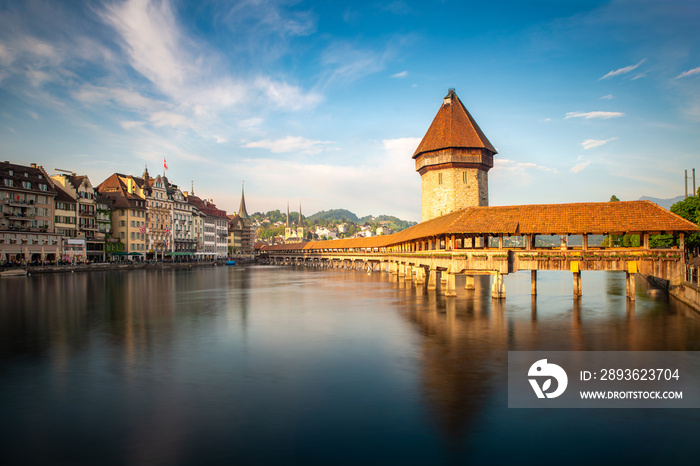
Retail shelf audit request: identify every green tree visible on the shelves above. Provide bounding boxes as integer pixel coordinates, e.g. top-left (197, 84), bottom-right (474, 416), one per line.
top-left (671, 190), bottom-right (700, 251)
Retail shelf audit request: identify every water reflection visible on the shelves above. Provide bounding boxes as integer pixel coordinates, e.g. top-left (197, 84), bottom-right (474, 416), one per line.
top-left (1, 267), bottom-right (700, 464)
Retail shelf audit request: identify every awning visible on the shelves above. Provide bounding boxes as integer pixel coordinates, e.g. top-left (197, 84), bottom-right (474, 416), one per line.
top-left (128, 252), bottom-right (143, 256)
top-left (165, 252), bottom-right (194, 256)
top-left (112, 252), bottom-right (129, 256)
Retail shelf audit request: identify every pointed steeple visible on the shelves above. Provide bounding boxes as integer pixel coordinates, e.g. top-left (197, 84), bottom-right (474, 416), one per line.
top-left (286, 202), bottom-right (290, 227)
top-left (238, 182), bottom-right (249, 219)
top-left (143, 164), bottom-right (150, 180)
top-left (298, 201), bottom-right (303, 227)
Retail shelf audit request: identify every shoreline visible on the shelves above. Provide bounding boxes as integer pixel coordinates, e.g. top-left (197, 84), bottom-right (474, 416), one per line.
top-left (1, 259), bottom-right (256, 276)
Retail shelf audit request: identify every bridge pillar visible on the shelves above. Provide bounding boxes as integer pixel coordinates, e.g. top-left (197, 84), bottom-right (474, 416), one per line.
top-left (626, 271), bottom-right (636, 301)
top-left (441, 271), bottom-right (448, 286)
top-left (531, 270), bottom-right (537, 295)
top-left (427, 266), bottom-right (438, 290)
top-left (389, 261), bottom-right (397, 275)
top-left (398, 262), bottom-right (406, 278)
top-left (405, 264), bottom-right (413, 281)
top-left (445, 273), bottom-right (457, 297)
top-left (491, 272), bottom-right (506, 299)
top-left (464, 275), bottom-right (475, 290)
top-left (573, 271), bottom-right (581, 298)
top-left (415, 267), bottom-right (426, 285)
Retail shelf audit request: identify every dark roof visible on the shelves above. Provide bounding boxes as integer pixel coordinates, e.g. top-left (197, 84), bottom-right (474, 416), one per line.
top-left (0, 161), bottom-right (57, 196)
top-left (413, 89), bottom-right (497, 158)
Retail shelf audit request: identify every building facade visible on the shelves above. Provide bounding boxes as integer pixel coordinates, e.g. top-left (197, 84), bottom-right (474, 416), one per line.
top-left (0, 161), bottom-right (61, 263)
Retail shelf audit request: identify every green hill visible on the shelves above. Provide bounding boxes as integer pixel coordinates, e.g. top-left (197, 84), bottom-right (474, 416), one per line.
top-left (307, 209), bottom-right (359, 223)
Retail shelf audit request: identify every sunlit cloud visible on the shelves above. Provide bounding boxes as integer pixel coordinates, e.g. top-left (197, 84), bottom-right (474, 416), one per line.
top-left (242, 136), bottom-right (334, 154)
top-left (391, 70), bottom-right (408, 78)
top-left (494, 159), bottom-right (558, 173)
top-left (581, 137), bottom-right (617, 149)
top-left (571, 160), bottom-right (590, 173)
top-left (676, 67), bottom-right (700, 79)
top-left (565, 111), bottom-right (624, 119)
top-left (599, 59), bottom-right (646, 80)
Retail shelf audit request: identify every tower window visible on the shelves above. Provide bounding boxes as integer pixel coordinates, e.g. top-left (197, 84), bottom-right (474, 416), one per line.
top-left (463, 172), bottom-right (468, 183)
top-left (438, 173), bottom-right (443, 185)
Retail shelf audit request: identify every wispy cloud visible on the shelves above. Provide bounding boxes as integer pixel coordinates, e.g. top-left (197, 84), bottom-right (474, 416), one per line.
top-left (571, 156), bottom-right (590, 173)
top-left (565, 111), bottom-right (625, 119)
top-left (676, 67), bottom-right (700, 79)
top-left (391, 70), bottom-right (408, 78)
top-left (581, 137), bottom-right (617, 150)
top-left (600, 94), bottom-right (614, 100)
top-left (243, 136), bottom-right (334, 154)
top-left (494, 159), bottom-right (558, 173)
top-left (599, 59), bottom-right (646, 80)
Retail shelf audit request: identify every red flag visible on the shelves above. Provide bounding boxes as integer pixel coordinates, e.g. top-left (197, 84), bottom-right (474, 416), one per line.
top-left (164, 158), bottom-right (168, 170)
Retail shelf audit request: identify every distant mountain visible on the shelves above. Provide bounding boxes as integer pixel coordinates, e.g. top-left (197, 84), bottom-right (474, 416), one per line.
top-left (639, 195), bottom-right (685, 210)
top-left (307, 209), bottom-right (359, 223)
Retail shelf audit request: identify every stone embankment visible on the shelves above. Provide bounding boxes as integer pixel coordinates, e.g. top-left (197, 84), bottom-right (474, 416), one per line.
top-left (2, 259), bottom-right (256, 276)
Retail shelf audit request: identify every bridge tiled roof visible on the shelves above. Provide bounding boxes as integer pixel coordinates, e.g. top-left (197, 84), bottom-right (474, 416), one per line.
top-left (412, 89), bottom-right (497, 158)
top-left (261, 201), bottom-right (698, 252)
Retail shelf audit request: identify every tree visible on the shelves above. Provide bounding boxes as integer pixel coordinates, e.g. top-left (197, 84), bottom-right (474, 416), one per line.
top-left (671, 190), bottom-right (700, 251)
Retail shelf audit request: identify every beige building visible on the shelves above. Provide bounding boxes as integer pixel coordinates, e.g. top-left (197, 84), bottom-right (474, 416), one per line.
top-left (0, 161), bottom-right (61, 263)
top-left (97, 173), bottom-right (147, 258)
top-left (412, 89), bottom-right (497, 222)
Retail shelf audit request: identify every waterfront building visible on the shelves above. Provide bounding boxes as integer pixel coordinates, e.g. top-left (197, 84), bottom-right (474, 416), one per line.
top-left (413, 89), bottom-right (497, 222)
top-left (186, 193), bottom-right (228, 259)
top-left (51, 173), bottom-right (104, 262)
top-left (51, 182), bottom-right (82, 262)
top-left (169, 183), bottom-right (196, 254)
top-left (97, 173), bottom-right (147, 258)
top-left (0, 161), bottom-right (61, 263)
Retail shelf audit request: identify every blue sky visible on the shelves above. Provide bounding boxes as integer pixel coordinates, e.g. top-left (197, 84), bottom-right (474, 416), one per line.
top-left (1, 0), bottom-right (699, 222)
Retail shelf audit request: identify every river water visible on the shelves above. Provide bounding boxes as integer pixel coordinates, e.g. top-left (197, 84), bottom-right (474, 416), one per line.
top-left (1, 265), bottom-right (699, 465)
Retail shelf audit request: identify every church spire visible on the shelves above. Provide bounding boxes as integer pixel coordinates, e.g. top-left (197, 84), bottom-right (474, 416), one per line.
top-left (238, 182), bottom-right (249, 219)
top-left (143, 163), bottom-right (150, 179)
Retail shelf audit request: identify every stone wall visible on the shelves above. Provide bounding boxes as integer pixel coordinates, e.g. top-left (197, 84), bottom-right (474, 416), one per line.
top-left (421, 167), bottom-right (488, 221)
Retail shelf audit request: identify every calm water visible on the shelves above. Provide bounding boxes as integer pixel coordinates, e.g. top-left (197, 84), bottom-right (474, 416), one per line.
top-left (1, 265), bottom-right (700, 465)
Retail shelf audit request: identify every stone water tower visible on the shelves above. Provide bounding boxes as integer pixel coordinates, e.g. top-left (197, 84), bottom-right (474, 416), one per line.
top-left (413, 89), bottom-right (497, 221)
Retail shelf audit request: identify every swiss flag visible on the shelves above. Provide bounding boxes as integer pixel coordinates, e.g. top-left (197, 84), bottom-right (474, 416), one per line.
top-left (164, 158), bottom-right (168, 170)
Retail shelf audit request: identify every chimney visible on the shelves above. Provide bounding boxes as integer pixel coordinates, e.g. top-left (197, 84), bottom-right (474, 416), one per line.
top-left (30, 163), bottom-right (37, 168)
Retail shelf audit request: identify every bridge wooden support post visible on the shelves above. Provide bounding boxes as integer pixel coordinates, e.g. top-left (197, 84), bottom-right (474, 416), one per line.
top-left (405, 264), bottom-right (413, 281)
top-left (398, 262), bottom-right (406, 278)
top-left (626, 272), bottom-right (636, 301)
top-left (573, 271), bottom-right (582, 298)
top-left (491, 272), bottom-right (506, 299)
top-left (427, 266), bottom-right (438, 291)
top-left (445, 273), bottom-right (457, 297)
top-left (388, 261), bottom-right (397, 275)
top-left (464, 275), bottom-right (475, 290)
top-left (531, 270), bottom-right (537, 295)
top-left (441, 271), bottom-right (448, 286)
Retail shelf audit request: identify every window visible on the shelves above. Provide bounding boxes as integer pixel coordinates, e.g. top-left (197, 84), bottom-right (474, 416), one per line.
top-left (438, 173), bottom-right (443, 185)
top-left (463, 172), bottom-right (468, 184)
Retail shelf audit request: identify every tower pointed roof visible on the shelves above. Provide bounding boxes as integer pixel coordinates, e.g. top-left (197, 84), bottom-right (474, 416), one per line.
top-left (412, 89), bottom-right (497, 158)
top-left (238, 182), bottom-right (249, 219)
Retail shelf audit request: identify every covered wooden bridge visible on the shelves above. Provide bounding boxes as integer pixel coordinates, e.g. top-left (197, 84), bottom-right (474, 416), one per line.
top-left (260, 200), bottom-right (698, 302)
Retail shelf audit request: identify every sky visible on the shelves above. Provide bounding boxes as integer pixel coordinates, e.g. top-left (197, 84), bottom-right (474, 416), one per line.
top-left (1, 0), bottom-right (699, 222)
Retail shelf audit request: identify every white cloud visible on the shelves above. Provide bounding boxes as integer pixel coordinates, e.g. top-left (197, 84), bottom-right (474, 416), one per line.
top-left (600, 94), bottom-right (614, 100)
top-left (254, 77), bottom-right (323, 111)
top-left (599, 59), bottom-right (646, 80)
top-left (676, 67), bottom-right (700, 79)
top-left (391, 70), bottom-right (408, 78)
top-left (494, 158), bottom-right (558, 173)
top-left (571, 160), bottom-right (590, 173)
top-left (581, 137), bottom-right (617, 150)
top-left (120, 121), bottom-right (144, 130)
top-left (565, 111), bottom-right (625, 119)
top-left (540, 117), bottom-right (551, 122)
top-left (243, 136), bottom-right (334, 154)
